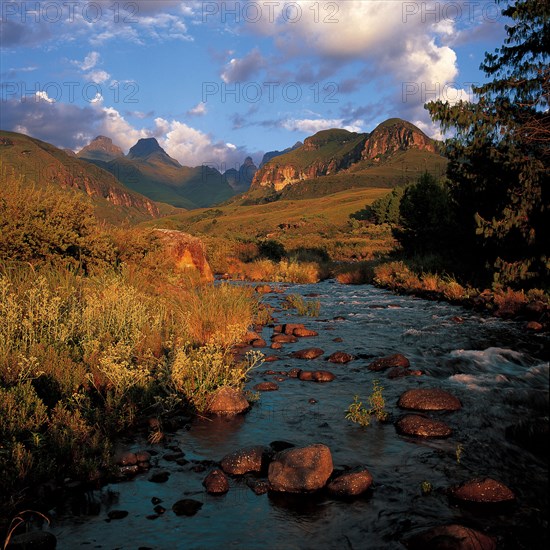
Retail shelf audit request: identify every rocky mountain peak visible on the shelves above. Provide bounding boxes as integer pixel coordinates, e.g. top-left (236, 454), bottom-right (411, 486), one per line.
top-left (77, 135), bottom-right (123, 162)
top-left (128, 138), bottom-right (164, 159)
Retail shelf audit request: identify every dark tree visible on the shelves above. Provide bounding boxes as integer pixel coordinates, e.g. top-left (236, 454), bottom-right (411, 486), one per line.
top-left (426, 0), bottom-right (549, 286)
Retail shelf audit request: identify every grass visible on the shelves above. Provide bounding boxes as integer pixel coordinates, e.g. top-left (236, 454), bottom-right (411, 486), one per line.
top-left (345, 380), bottom-right (388, 427)
top-left (283, 294), bottom-right (321, 317)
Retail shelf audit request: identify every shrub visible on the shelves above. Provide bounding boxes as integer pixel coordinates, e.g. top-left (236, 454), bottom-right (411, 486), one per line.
top-left (283, 294), bottom-right (321, 317)
top-left (345, 380), bottom-right (388, 427)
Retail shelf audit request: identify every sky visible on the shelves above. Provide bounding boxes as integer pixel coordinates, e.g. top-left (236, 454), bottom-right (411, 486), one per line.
top-left (1, 0), bottom-right (508, 169)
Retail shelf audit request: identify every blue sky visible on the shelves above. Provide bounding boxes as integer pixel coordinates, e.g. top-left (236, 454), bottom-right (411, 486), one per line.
top-left (1, 0), bottom-right (507, 168)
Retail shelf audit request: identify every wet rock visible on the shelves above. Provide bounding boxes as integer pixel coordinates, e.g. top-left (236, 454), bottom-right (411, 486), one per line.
top-left (388, 367), bottom-right (422, 379)
top-left (255, 285), bottom-right (273, 294)
top-left (148, 471), bottom-right (170, 483)
top-left (221, 446), bottom-right (271, 475)
top-left (203, 469), bottom-right (229, 494)
top-left (172, 499), bottom-right (203, 516)
top-left (294, 327), bottom-right (319, 337)
top-left (135, 451), bottom-right (151, 463)
top-left (333, 337), bottom-right (343, 343)
top-left (115, 451), bottom-right (137, 466)
top-left (271, 333), bottom-right (298, 344)
top-left (505, 417), bottom-right (549, 456)
top-left (264, 355), bottom-right (279, 362)
top-left (526, 321), bottom-right (543, 331)
top-left (119, 464), bottom-right (139, 477)
top-left (206, 387), bottom-right (249, 416)
top-left (274, 376), bottom-right (286, 382)
top-left (451, 316), bottom-right (465, 323)
top-left (283, 323), bottom-right (305, 335)
top-left (153, 505), bottom-right (166, 514)
top-left (525, 300), bottom-right (547, 318)
top-left (292, 348), bottom-right (324, 360)
top-left (242, 331), bottom-right (261, 344)
top-left (249, 480), bottom-right (270, 495)
top-left (5, 532), bottom-right (57, 550)
top-left (313, 371), bottom-right (336, 382)
top-left (151, 497), bottom-right (162, 505)
top-left (191, 464), bottom-right (206, 473)
top-left (253, 382), bottom-right (279, 391)
top-left (327, 470), bottom-right (373, 498)
top-left (309, 398), bottom-right (318, 404)
top-left (404, 524), bottom-right (496, 550)
top-left (107, 510), bottom-right (128, 520)
top-left (287, 368), bottom-right (302, 378)
top-left (449, 478), bottom-right (515, 504)
top-left (368, 353), bottom-right (410, 371)
top-left (252, 338), bottom-right (267, 348)
top-left (396, 414), bottom-right (452, 438)
top-left (271, 342), bottom-right (283, 350)
top-left (298, 371), bottom-right (314, 381)
top-left (333, 316), bottom-right (346, 321)
top-left (398, 388), bottom-right (462, 411)
top-left (328, 351), bottom-right (354, 364)
top-left (268, 444), bottom-right (333, 493)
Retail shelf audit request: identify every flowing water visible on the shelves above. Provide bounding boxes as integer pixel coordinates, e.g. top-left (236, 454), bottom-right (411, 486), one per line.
top-left (48, 281), bottom-right (549, 549)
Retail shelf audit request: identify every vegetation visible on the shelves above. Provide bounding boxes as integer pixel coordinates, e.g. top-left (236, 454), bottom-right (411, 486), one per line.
top-left (282, 294), bottom-right (321, 317)
top-left (345, 380), bottom-right (388, 427)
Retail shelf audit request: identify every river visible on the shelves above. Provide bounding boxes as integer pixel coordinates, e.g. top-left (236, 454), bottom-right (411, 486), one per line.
top-left (48, 281), bottom-right (549, 549)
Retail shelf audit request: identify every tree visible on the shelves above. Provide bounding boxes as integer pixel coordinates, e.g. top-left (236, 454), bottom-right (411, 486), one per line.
top-left (426, 0), bottom-right (549, 286)
top-left (394, 172), bottom-right (453, 254)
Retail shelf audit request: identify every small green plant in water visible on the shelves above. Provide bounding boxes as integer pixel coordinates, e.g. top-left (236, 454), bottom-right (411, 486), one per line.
top-left (345, 380), bottom-right (388, 427)
top-left (455, 443), bottom-right (464, 464)
top-left (420, 480), bottom-right (433, 495)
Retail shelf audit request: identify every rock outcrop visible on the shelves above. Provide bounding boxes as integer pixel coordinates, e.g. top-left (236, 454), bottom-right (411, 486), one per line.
top-left (77, 135), bottom-right (124, 162)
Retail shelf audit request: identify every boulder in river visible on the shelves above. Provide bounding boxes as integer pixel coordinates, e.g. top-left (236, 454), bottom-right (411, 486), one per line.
top-left (449, 477), bottom-right (515, 504)
top-left (293, 327), bottom-right (319, 337)
top-left (368, 353), bottom-right (410, 371)
top-left (404, 524), bottom-right (496, 550)
top-left (313, 370), bottom-right (336, 382)
top-left (253, 382), bottom-right (279, 391)
top-left (396, 414), bottom-right (452, 438)
top-left (291, 348), bottom-right (324, 360)
top-left (221, 445), bottom-right (271, 475)
top-left (206, 387), bottom-right (249, 415)
top-left (328, 351), bottom-right (354, 364)
top-left (398, 388), bottom-right (462, 411)
top-left (327, 470), bottom-right (373, 498)
top-left (203, 469), bottom-right (229, 494)
top-left (172, 499), bottom-right (203, 516)
top-left (268, 444), bottom-right (333, 493)
top-left (272, 333), bottom-right (298, 344)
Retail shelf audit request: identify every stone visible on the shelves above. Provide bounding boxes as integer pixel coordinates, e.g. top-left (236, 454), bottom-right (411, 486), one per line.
top-left (135, 451), bottom-right (151, 463)
top-left (115, 451), bottom-right (137, 466)
top-left (220, 446), bottom-right (270, 475)
top-left (203, 469), bottom-right (229, 494)
top-left (293, 327), bottom-right (319, 337)
top-left (268, 444), bottom-right (333, 493)
top-left (292, 348), bottom-right (324, 360)
top-left (368, 353), bottom-right (410, 371)
top-left (252, 338), bottom-right (267, 348)
top-left (253, 382), bottom-right (279, 391)
top-left (328, 351), bottom-right (354, 364)
top-left (396, 414), bottom-right (452, 438)
top-left (148, 471), bottom-right (170, 483)
top-left (298, 371), bottom-right (314, 381)
top-left (312, 371), bottom-right (336, 382)
top-left (327, 470), bottom-right (373, 497)
top-left (449, 478), bottom-right (515, 504)
top-left (283, 323), bottom-right (305, 335)
top-left (242, 331), bottom-right (261, 344)
top-left (526, 321), bottom-right (543, 331)
top-left (404, 524), bottom-right (496, 550)
top-left (271, 333), bottom-right (298, 344)
top-left (264, 355), bottom-right (279, 362)
top-left (172, 499), bottom-right (203, 516)
top-left (287, 368), bottom-right (302, 378)
top-left (388, 367), bottom-right (422, 379)
top-left (206, 387), bottom-right (249, 416)
top-left (398, 388), bottom-right (462, 411)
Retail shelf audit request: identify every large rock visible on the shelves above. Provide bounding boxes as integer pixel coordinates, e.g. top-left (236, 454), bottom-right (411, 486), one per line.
top-left (291, 348), bottom-right (324, 360)
top-left (396, 414), bottom-right (452, 438)
top-left (449, 478), bottom-right (515, 504)
top-left (404, 524), bottom-right (496, 550)
top-left (368, 353), bottom-right (410, 371)
top-left (328, 351), bottom-right (354, 364)
top-left (221, 446), bottom-right (270, 475)
top-left (268, 444), bottom-right (333, 492)
top-left (398, 388), bottom-right (462, 411)
top-left (293, 327), bottom-right (319, 337)
top-left (206, 387), bottom-right (249, 416)
top-left (153, 229), bottom-right (214, 282)
top-left (253, 382), bottom-right (279, 392)
top-left (327, 470), bottom-right (373, 497)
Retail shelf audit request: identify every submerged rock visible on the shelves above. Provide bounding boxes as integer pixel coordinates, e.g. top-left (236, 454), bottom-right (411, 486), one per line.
top-left (292, 348), bottom-right (324, 360)
top-left (398, 388), bottom-right (462, 411)
top-left (253, 382), bottom-right (279, 391)
top-left (293, 327), bottom-right (319, 337)
top-left (449, 478), bottom-right (515, 504)
top-left (368, 353), bottom-right (410, 371)
top-left (172, 499), bottom-right (203, 516)
top-left (203, 469), bottom-right (229, 494)
top-left (396, 414), bottom-right (452, 438)
top-left (327, 470), bottom-right (373, 498)
top-left (268, 444), bottom-right (333, 493)
top-left (404, 524), bottom-right (496, 550)
top-left (328, 351), bottom-right (354, 364)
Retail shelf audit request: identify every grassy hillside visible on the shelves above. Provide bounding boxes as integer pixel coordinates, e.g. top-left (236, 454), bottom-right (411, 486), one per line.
top-left (0, 131), bottom-right (176, 224)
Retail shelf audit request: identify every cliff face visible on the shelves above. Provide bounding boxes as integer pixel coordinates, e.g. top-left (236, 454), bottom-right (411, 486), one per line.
top-left (251, 130), bottom-right (366, 192)
top-left (250, 119), bottom-right (440, 192)
top-left (362, 119), bottom-right (437, 160)
top-left (77, 135), bottom-right (124, 162)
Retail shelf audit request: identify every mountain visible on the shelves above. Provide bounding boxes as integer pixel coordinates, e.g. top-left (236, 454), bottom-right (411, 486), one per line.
top-left (0, 130), bottom-right (168, 223)
top-left (259, 142), bottom-right (303, 167)
top-left (80, 137), bottom-right (236, 209)
top-left (77, 135), bottom-right (124, 162)
top-left (249, 119), bottom-right (446, 199)
top-left (223, 156), bottom-right (258, 193)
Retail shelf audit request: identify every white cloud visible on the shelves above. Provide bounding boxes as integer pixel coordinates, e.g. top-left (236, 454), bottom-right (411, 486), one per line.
top-left (86, 70), bottom-right (111, 84)
top-left (282, 118), bottom-right (364, 134)
top-left (221, 48), bottom-right (265, 83)
top-left (75, 51), bottom-right (100, 71)
top-left (188, 101), bottom-right (208, 116)
top-left (35, 91), bottom-right (55, 103)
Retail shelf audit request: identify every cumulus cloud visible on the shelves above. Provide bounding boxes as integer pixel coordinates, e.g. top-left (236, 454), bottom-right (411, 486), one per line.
top-left (221, 48), bottom-right (265, 83)
top-left (187, 102), bottom-right (208, 116)
top-left (282, 118), bottom-right (364, 134)
top-left (77, 51), bottom-right (100, 71)
top-left (35, 91), bottom-right (55, 104)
